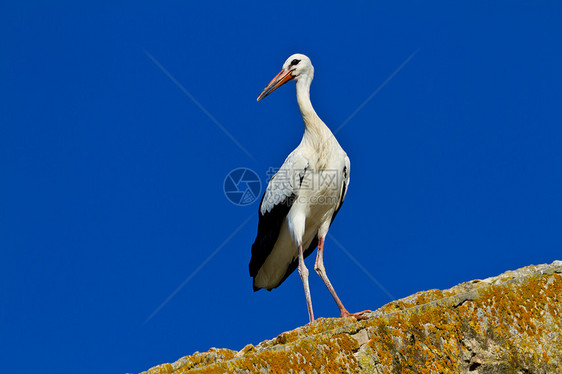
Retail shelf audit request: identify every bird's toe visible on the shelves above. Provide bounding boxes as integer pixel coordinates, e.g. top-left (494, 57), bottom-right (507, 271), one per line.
top-left (341, 309), bottom-right (371, 320)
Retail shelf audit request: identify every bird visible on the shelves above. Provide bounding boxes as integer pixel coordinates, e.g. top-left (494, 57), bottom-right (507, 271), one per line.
top-left (249, 54), bottom-right (369, 323)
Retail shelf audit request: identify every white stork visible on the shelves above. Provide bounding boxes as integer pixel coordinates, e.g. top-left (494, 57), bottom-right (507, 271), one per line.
top-left (249, 54), bottom-right (369, 322)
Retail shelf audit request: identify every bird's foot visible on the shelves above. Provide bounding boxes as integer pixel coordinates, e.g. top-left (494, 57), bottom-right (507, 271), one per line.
top-left (340, 309), bottom-right (371, 320)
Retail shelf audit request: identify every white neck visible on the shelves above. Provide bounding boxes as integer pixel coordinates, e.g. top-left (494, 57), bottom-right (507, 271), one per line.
top-left (296, 76), bottom-right (334, 146)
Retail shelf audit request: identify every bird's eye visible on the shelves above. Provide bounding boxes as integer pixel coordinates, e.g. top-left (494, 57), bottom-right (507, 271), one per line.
top-left (291, 59), bottom-right (301, 66)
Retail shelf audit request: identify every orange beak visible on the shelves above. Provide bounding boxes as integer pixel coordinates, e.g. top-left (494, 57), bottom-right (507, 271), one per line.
top-left (257, 69), bottom-right (294, 101)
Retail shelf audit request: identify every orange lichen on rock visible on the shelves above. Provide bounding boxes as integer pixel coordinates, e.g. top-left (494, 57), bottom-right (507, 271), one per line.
top-left (140, 261), bottom-right (562, 374)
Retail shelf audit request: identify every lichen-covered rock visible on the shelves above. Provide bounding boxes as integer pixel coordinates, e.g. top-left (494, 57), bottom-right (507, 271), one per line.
top-left (141, 261), bottom-right (562, 374)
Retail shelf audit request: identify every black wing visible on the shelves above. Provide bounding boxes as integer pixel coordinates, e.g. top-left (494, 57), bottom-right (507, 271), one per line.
top-left (249, 151), bottom-right (310, 291)
top-left (249, 191), bottom-right (295, 291)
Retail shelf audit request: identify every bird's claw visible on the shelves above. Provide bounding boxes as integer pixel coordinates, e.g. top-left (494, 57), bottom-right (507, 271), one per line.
top-left (341, 309), bottom-right (371, 320)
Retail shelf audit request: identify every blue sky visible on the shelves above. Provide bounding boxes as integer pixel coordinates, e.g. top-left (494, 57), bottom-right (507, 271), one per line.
top-left (1, 2), bottom-right (561, 373)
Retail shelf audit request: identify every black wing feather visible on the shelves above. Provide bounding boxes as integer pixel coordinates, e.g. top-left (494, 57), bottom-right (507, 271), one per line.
top-left (249, 192), bottom-right (295, 290)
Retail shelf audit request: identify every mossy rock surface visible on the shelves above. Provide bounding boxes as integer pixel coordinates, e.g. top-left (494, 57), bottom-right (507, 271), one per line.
top-left (141, 261), bottom-right (562, 374)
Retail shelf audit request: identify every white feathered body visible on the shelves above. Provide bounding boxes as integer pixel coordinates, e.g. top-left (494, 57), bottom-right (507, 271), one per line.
top-left (253, 133), bottom-right (350, 290)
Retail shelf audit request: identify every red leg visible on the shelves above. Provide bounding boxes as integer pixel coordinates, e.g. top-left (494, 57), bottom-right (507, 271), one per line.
top-left (298, 242), bottom-right (315, 322)
top-left (314, 237), bottom-right (371, 320)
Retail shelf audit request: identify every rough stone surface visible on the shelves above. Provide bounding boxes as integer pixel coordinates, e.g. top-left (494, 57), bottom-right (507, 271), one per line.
top-left (141, 261), bottom-right (562, 374)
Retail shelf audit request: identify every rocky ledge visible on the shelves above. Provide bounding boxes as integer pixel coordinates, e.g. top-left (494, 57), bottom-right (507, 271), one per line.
top-left (141, 261), bottom-right (562, 373)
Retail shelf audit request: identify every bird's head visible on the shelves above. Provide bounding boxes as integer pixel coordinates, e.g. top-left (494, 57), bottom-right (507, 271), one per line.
top-left (257, 53), bottom-right (314, 101)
